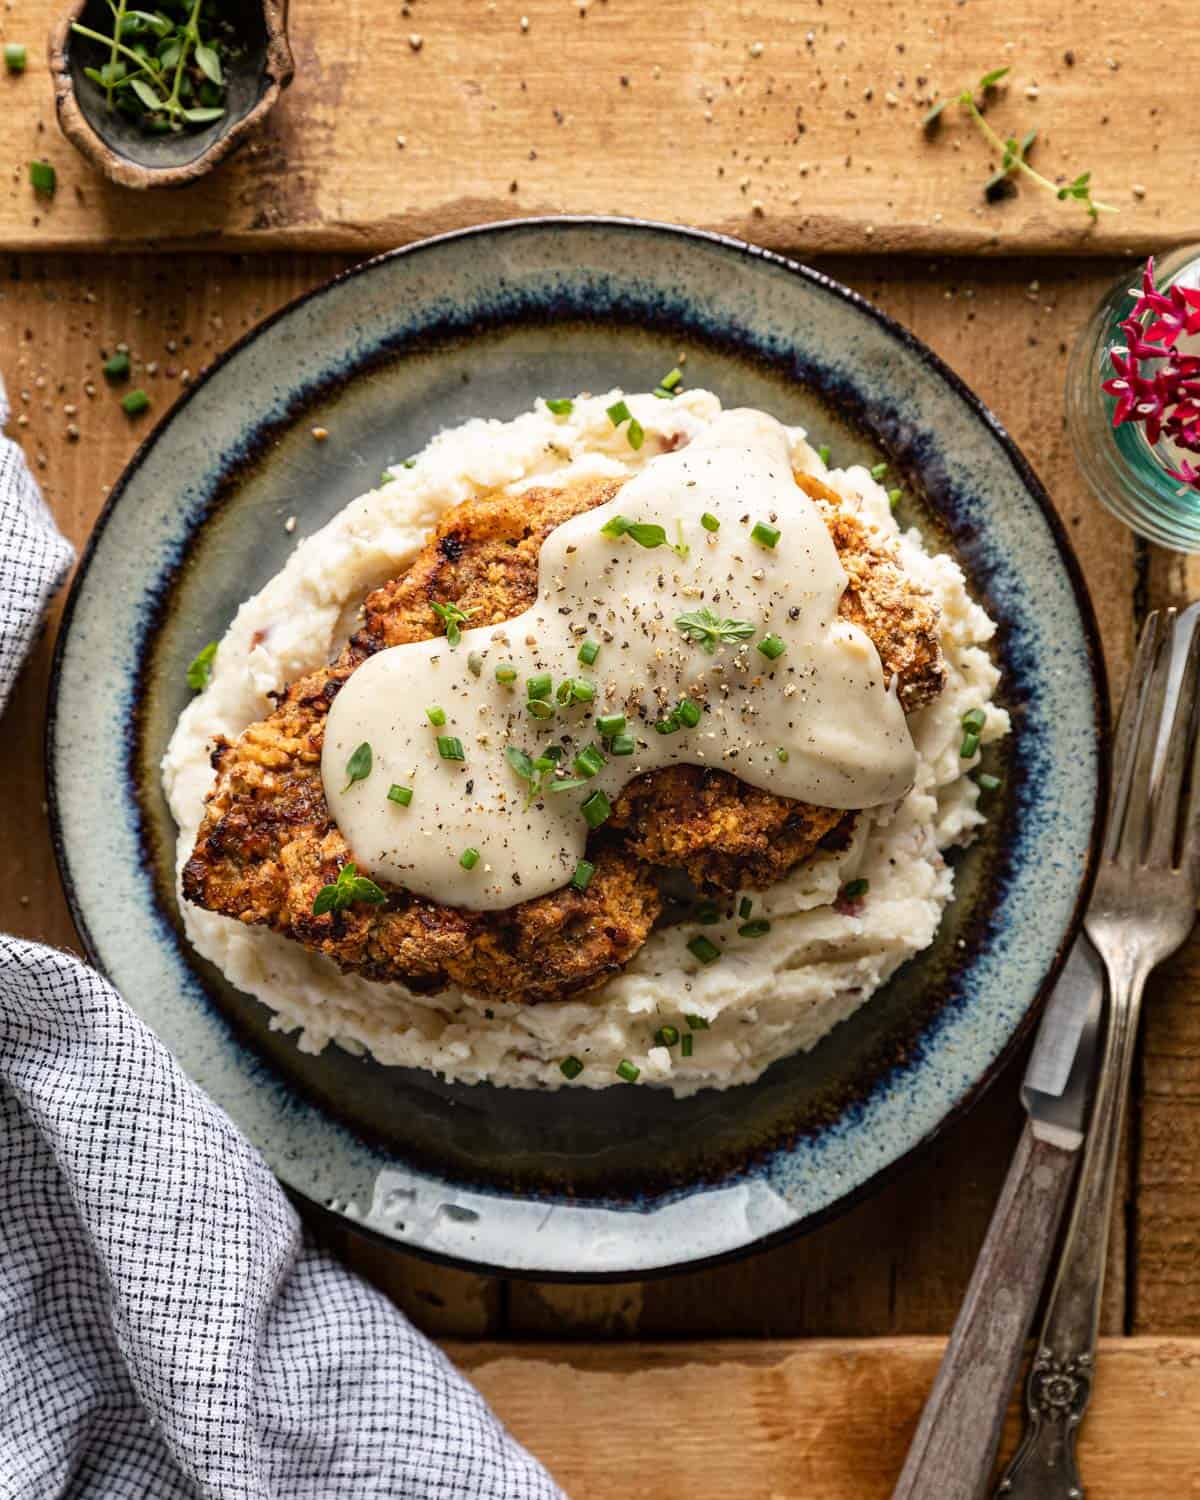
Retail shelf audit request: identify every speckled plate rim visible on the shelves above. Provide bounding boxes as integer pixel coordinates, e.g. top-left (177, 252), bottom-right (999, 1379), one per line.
top-left (46, 217), bottom-right (1109, 1280)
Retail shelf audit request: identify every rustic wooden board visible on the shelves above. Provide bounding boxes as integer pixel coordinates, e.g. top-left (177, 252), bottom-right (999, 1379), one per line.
top-left (0, 249), bottom-right (1161, 1340)
top-left (1, 0), bottom-right (1197, 256)
top-left (449, 1336), bottom-right (1200, 1496)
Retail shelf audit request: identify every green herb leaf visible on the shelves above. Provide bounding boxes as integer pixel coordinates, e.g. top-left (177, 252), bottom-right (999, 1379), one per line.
top-left (29, 161), bottom-right (56, 194)
top-left (675, 608), bottom-right (756, 654)
top-left (129, 77), bottom-right (163, 111)
top-left (922, 97), bottom-right (948, 129)
top-left (350, 874), bottom-right (386, 902)
top-left (545, 397), bottom-right (574, 415)
top-left (4, 43), bottom-right (28, 73)
top-left (342, 741), bottom-right (373, 792)
top-left (103, 351), bottom-right (131, 382)
top-left (430, 599), bottom-right (473, 647)
top-left (312, 862), bottom-right (387, 916)
top-left (560, 1055), bottom-right (584, 1079)
top-left (194, 42), bottom-right (223, 85)
top-left (185, 640), bottom-right (217, 691)
top-left (120, 389), bottom-right (150, 416)
top-left (181, 106), bottom-right (225, 123)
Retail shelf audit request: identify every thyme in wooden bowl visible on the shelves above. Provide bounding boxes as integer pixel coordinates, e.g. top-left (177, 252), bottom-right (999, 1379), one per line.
top-left (71, 0), bottom-right (241, 134)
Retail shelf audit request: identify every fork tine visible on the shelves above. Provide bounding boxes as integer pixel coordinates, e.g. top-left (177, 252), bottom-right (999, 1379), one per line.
top-left (1148, 607), bottom-right (1200, 868)
top-left (1103, 611), bottom-right (1164, 864)
top-left (1115, 610), bottom-right (1177, 867)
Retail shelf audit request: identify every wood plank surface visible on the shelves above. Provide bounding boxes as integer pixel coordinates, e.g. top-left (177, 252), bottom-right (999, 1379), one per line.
top-left (2, 0), bottom-right (1198, 256)
top-left (1, 249), bottom-right (1154, 1342)
top-left (449, 1336), bottom-right (1200, 1497)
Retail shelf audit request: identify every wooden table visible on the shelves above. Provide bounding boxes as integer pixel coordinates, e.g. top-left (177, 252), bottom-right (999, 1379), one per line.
top-left (3, 1), bottom-right (1200, 1493)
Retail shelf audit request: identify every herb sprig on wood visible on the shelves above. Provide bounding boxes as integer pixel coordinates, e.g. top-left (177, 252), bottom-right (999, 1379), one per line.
top-left (71, 0), bottom-right (238, 135)
top-left (924, 67), bottom-right (1115, 221)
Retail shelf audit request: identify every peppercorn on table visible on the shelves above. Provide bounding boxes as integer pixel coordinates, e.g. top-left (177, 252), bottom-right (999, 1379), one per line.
top-left (4, 0), bottom-right (1200, 1494)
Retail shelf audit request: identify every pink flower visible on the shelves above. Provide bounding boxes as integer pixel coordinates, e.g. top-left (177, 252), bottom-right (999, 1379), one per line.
top-left (1166, 457), bottom-right (1200, 491)
top-left (1101, 348), bottom-right (1144, 426)
top-left (1181, 285), bottom-right (1200, 338)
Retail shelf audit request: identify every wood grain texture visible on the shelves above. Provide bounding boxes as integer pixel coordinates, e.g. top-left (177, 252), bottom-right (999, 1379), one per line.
top-left (0, 251), bottom-right (1145, 1339)
top-left (447, 1336), bottom-right (1200, 1497)
top-left (1, 0), bottom-right (1197, 255)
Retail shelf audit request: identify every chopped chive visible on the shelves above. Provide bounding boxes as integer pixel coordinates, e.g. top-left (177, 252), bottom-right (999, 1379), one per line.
top-left (616, 1059), bottom-right (640, 1083)
top-left (687, 935), bottom-right (721, 965)
top-left (776, 747), bottom-right (790, 763)
top-left (574, 743), bottom-right (607, 778)
top-left (700, 511), bottom-right (720, 532)
top-left (842, 878), bottom-right (870, 900)
top-left (380, 470), bottom-right (394, 484)
top-left (342, 741), bottom-right (373, 792)
top-left (459, 847), bottom-right (480, 870)
top-left (546, 397), bottom-right (574, 415)
top-left (103, 351), bottom-right (131, 382)
top-left (751, 520), bottom-right (781, 548)
top-left (695, 904), bottom-right (720, 925)
top-left (581, 789), bottom-right (611, 828)
top-left (870, 461), bottom-right (889, 480)
top-left (495, 663), bottom-right (517, 684)
top-left (609, 732), bottom-right (635, 756)
top-left (437, 735), bottom-right (466, 761)
top-left (960, 730), bottom-right (981, 759)
top-left (596, 713), bottom-right (626, 737)
top-left (817, 444), bottom-right (831, 465)
top-left (676, 697), bottom-right (701, 728)
top-left (560, 1055), bottom-right (584, 1079)
top-left (685, 1013), bottom-right (710, 1030)
top-left (541, 746), bottom-right (564, 762)
top-left (654, 713), bottom-right (681, 734)
top-left (527, 672), bottom-right (552, 700)
top-left (888, 488), bottom-right (902, 509)
top-left (757, 634), bottom-right (786, 661)
top-left (5, 43), bottom-right (27, 73)
top-left (738, 896), bottom-right (753, 919)
top-left (527, 699), bottom-right (555, 720)
top-left (568, 677), bottom-right (596, 703)
top-left (653, 386), bottom-right (675, 400)
top-left (401, 457), bottom-right (417, 469)
top-left (961, 707), bottom-right (987, 732)
top-left (681, 1033), bottom-right (694, 1057)
top-left (626, 417), bottom-right (645, 450)
top-left (606, 399), bottom-right (632, 427)
top-left (577, 638), bottom-right (600, 666)
top-left (467, 651), bottom-right (483, 676)
top-left (738, 919), bottom-right (771, 938)
top-left (660, 367), bottom-right (683, 391)
top-left (185, 640), bottom-right (217, 692)
top-left (29, 160), bottom-right (56, 194)
top-left (387, 784), bottom-right (414, 806)
top-left (426, 705), bottom-right (446, 726)
top-left (120, 388), bottom-right (150, 416)
top-left (976, 771), bottom-right (1003, 791)
top-left (654, 1024), bottom-right (680, 1047)
top-left (570, 859), bottom-right (596, 892)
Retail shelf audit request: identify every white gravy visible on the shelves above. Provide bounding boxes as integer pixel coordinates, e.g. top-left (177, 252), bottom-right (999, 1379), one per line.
top-left (322, 409), bottom-right (916, 909)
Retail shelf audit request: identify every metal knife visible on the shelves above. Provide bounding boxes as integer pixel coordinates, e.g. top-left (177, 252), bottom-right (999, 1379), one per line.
top-left (891, 935), bottom-right (1106, 1500)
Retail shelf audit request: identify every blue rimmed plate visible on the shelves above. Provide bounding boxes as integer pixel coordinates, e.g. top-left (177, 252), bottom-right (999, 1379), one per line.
top-left (47, 219), bottom-right (1107, 1278)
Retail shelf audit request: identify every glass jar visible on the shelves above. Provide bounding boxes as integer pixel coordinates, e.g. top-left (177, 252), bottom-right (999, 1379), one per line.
top-left (1066, 244), bottom-right (1200, 551)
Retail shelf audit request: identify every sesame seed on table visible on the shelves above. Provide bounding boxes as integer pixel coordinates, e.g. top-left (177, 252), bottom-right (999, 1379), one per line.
top-left (2, 0), bottom-right (1198, 1493)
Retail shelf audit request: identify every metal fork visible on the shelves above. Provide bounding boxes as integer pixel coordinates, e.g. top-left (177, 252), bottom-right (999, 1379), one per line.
top-left (997, 606), bottom-right (1200, 1498)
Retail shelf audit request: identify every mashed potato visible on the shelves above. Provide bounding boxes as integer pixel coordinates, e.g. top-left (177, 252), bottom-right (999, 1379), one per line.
top-left (163, 391), bottom-right (1007, 1095)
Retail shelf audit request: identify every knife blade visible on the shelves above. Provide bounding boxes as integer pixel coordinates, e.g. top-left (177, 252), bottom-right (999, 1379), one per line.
top-left (1021, 933), bottom-right (1105, 1150)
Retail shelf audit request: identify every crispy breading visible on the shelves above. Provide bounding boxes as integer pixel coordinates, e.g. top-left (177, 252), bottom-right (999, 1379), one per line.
top-left (182, 467), bottom-right (944, 1004)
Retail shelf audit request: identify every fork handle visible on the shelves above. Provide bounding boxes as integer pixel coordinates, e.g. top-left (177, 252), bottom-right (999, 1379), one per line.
top-left (891, 1120), bottom-right (1079, 1500)
top-left (995, 956), bottom-right (1144, 1499)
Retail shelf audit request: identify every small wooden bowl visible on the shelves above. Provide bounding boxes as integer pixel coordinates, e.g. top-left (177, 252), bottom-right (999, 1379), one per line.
top-left (49, 0), bottom-right (294, 190)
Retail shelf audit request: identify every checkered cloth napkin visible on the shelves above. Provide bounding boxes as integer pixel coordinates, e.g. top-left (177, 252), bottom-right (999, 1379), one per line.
top-left (0, 379), bottom-right (566, 1500)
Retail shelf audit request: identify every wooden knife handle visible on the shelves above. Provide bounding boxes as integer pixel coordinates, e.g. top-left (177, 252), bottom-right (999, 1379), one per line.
top-left (891, 1120), bottom-right (1079, 1500)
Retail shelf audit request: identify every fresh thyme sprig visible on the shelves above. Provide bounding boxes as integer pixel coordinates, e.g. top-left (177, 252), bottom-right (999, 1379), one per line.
top-left (675, 608), bottom-right (756, 654)
top-left (311, 863), bottom-right (386, 917)
top-left (924, 67), bottom-right (1116, 221)
top-left (505, 746), bottom-right (564, 808)
top-left (71, 0), bottom-right (236, 136)
top-left (430, 599), bottom-right (474, 647)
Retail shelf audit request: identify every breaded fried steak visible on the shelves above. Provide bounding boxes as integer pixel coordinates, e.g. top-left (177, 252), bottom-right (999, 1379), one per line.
top-left (183, 469), bottom-right (945, 1005)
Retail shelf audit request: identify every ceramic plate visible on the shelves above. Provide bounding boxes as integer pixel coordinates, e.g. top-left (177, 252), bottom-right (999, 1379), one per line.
top-left (47, 219), bottom-right (1106, 1278)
